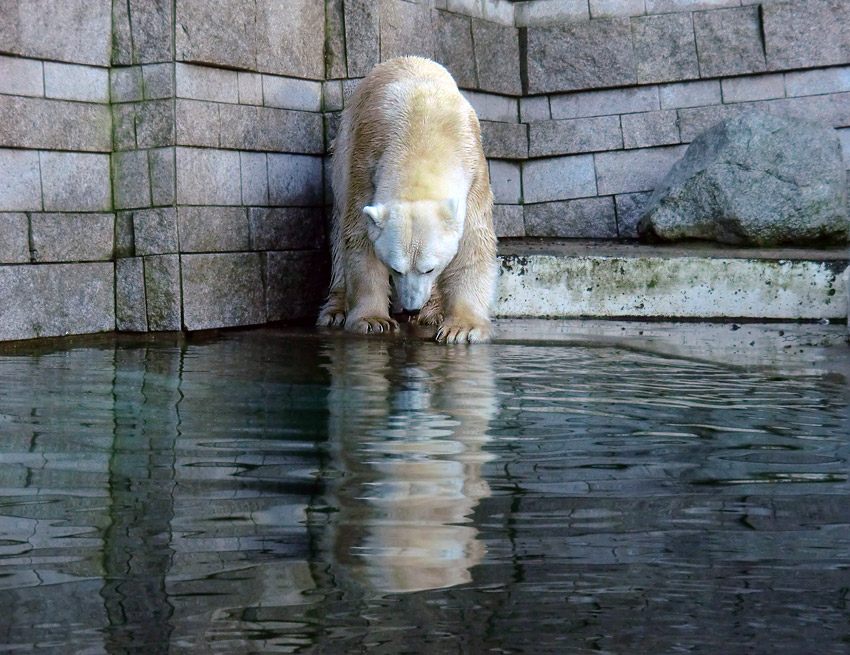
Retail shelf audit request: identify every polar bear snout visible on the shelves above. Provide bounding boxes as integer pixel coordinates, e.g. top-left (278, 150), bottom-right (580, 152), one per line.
top-left (396, 274), bottom-right (433, 313)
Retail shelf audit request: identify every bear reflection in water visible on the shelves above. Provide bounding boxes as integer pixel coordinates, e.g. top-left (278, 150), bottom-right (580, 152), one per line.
top-left (319, 338), bottom-right (497, 593)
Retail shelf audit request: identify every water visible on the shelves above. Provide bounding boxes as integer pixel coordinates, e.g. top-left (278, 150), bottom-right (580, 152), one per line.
top-left (0, 329), bottom-right (848, 654)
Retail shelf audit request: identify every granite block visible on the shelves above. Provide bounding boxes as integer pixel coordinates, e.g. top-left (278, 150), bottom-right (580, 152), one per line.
top-left (379, 0), bottom-right (435, 62)
top-left (149, 148), bottom-right (175, 206)
top-left (115, 211), bottom-right (135, 258)
top-left (238, 72), bottom-right (264, 105)
top-left (721, 74), bottom-right (786, 103)
top-left (785, 66), bottom-right (850, 98)
top-left (111, 66), bottom-right (143, 102)
top-left (524, 197), bottom-right (617, 238)
top-left (632, 13), bottom-right (699, 84)
top-left (521, 155), bottom-right (597, 203)
top-left (614, 191), bottom-right (652, 238)
top-left (325, 0), bottom-right (348, 80)
top-left (461, 91), bottom-right (518, 122)
top-left (492, 204), bottom-right (524, 237)
top-left (325, 112), bottom-right (342, 148)
top-left (676, 103), bottom-right (755, 142)
top-left (116, 257), bottom-right (148, 332)
top-left (594, 145), bottom-right (687, 195)
top-left (176, 0), bottom-right (256, 71)
top-left (524, 18), bottom-right (636, 94)
top-left (176, 63), bottom-right (239, 103)
top-left (344, 0), bottom-right (380, 77)
top-left (263, 76), bottom-right (323, 112)
top-left (447, 0), bottom-right (484, 19)
top-left (218, 104), bottom-right (324, 154)
top-left (112, 0), bottom-right (133, 66)
top-left (254, 0), bottom-right (325, 79)
top-left (128, 0), bottom-right (174, 64)
top-left (433, 10), bottom-right (476, 90)
top-left (112, 103), bottom-right (137, 150)
top-left (471, 19), bottom-right (522, 95)
top-left (659, 80), bottom-right (721, 109)
top-left (144, 254), bottom-right (182, 331)
top-left (514, 0), bottom-right (588, 26)
top-left (0, 54), bottom-right (44, 97)
top-left (0, 262), bottom-right (114, 340)
top-left (30, 213), bottom-right (114, 262)
top-left (0, 0), bottom-right (111, 67)
top-left (0, 213), bottom-right (30, 263)
top-left (176, 99), bottom-right (220, 148)
top-left (755, 93), bottom-right (850, 129)
top-left (693, 6), bottom-right (767, 78)
top-left (248, 207), bottom-right (325, 250)
top-left (176, 147), bottom-right (242, 205)
top-left (142, 63), bottom-right (174, 99)
top-left (550, 86), bottom-right (658, 120)
top-left (763, 0), bottom-right (850, 71)
top-left (520, 96), bottom-right (550, 123)
top-left (646, 0), bottom-right (738, 11)
top-left (528, 116), bottom-right (623, 157)
top-left (112, 150), bottom-right (152, 210)
top-left (181, 253), bottom-right (266, 330)
top-left (267, 154), bottom-right (324, 207)
top-left (0, 95), bottom-right (112, 152)
top-left (263, 250), bottom-right (328, 322)
top-left (177, 206), bottom-right (250, 253)
top-left (323, 80), bottom-right (344, 112)
top-left (134, 100), bottom-right (175, 148)
top-left (621, 110), bottom-right (681, 149)
top-left (241, 152), bottom-right (269, 206)
top-left (40, 152), bottom-right (111, 212)
top-left (590, 0), bottom-right (644, 18)
top-left (0, 149), bottom-right (42, 211)
top-left (489, 160), bottom-right (522, 204)
top-left (480, 121), bottom-right (528, 159)
top-left (483, 0), bottom-right (514, 25)
top-left (134, 207), bottom-right (178, 256)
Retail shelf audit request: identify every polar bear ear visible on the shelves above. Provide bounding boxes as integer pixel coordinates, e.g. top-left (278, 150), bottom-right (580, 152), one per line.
top-left (363, 204), bottom-right (387, 228)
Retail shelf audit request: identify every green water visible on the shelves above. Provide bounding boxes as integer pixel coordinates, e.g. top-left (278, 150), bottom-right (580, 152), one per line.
top-left (0, 329), bottom-right (848, 653)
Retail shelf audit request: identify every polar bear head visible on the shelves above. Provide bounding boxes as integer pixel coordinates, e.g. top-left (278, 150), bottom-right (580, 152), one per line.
top-left (364, 198), bottom-right (464, 314)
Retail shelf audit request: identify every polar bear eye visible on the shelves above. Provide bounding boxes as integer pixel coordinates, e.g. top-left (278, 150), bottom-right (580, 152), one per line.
top-left (423, 268), bottom-right (435, 275)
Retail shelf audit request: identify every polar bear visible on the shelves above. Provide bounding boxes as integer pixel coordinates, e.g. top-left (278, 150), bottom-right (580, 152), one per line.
top-left (317, 56), bottom-right (497, 343)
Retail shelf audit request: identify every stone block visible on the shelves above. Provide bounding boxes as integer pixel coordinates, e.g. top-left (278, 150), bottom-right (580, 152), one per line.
top-left (0, 213), bottom-right (30, 263)
top-left (30, 213), bottom-right (114, 262)
top-left (112, 150), bottom-right (152, 210)
top-left (176, 0), bottom-right (256, 71)
top-left (433, 10), bottom-right (476, 90)
top-left (238, 72), bottom-right (263, 105)
top-left (615, 191), bottom-right (653, 238)
top-left (721, 74), bottom-right (786, 103)
top-left (693, 6), bottom-right (767, 78)
top-left (176, 63), bottom-right (239, 103)
top-left (115, 211), bottom-right (135, 258)
top-left (590, 0), bottom-right (644, 18)
top-left (178, 206), bottom-right (250, 253)
top-left (379, 0), bottom-right (435, 62)
top-left (0, 0), bottom-right (111, 67)
top-left (839, 128), bottom-right (850, 164)
top-left (112, 0), bottom-right (133, 66)
top-left (254, 0), bottom-right (325, 79)
top-left (116, 257), bottom-right (148, 332)
top-left (144, 254), bottom-right (182, 331)
top-left (0, 54), bottom-right (44, 97)
top-left (344, 0), bottom-right (380, 77)
top-left (181, 253), bottom-right (266, 330)
top-left (760, 93), bottom-right (850, 130)
top-left (263, 250), bottom-right (328, 322)
top-left (447, 0), bottom-right (484, 19)
top-left (528, 116), bottom-right (622, 157)
top-left (492, 204), bottom-right (524, 237)
top-left (111, 67), bottom-right (143, 102)
top-left (176, 147), bottom-right (242, 205)
top-left (594, 145), bottom-right (687, 195)
top-left (134, 100), bottom-right (175, 148)
top-left (550, 86), bottom-right (658, 120)
top-left (521, 155), bottom-right (597, 203)
top-left (520, 96), bottom-right (550, 123)
top-left (343, 78), bottom-right (363, 106)
top-left (248, 208), bottom-right (325, 250)
top-left (128, 0), bottom-right (173, 64)
top-left (0, 149), bottom-right (42, 211)
top-left (218, 104), bottom-right (324, 154)
top-left (461, 91), bottom-right (518, 123)
top-left (263, 76), bottom-right (323, 112)
top-left (268, 154), bottom-right (324, 207)
top-left (483, 0), bottom-right (514, 25)
top-left (241, 153), bottom-right (269, 206)
top-left (646, 0), bottom-right (738, 11)
top-left (134, 207), bottom-right (178, 255)
top-left (176, 99), bottom-right (220, 148)
top-left (514, 0), bottom-right (588, 26)
top-left (149, 148), bottom-right (175, 206)
top-left (524, 18), bottom-right (635, 94)
top-left (524, 197), bottom-right (617, 238)
top-left (40, 152), bottom-right (111, 212)
top-left (621, 111), bottom-right (681, 149)
top-left (480, 121), bottom-right (528, 159)
top-left (112, 104), bottom-right (137, 150)
top-left (142, 63), bottom-right (174, 99)
top-left (659, 80), bottom-right (721, 109)
top-left (43, 62), bottom-right (109, 103)
top-left (0, 262), bottom-right (114, 341)
top-left (489, 160), bottom-right (521, 204)
top-left (325, 112), bottom-right (342, 148)
top-left (785, 66), bottom-right (850, 98)
top-left (632, 13), bottom-right (699, 85)
top-left (763, 0), bottom-right (850, 71)
top-left (677, 103), bottom-right (755, 142)
top-left (0, 95), bottom-right (112, 152)
top-left (323, 80), bottom-right (344, 112)
top-left (325, 0), bottom-right (347, 80)
top-left (471, 19), bottom-right (522, 96)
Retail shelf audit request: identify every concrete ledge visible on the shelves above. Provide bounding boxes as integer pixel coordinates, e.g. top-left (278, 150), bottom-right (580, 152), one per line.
top-left (496, 239), bottom-right (849, 320)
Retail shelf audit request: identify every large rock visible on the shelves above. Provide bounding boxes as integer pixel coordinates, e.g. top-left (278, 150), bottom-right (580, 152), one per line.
top-left (638, 112), bottom-right (848, 246)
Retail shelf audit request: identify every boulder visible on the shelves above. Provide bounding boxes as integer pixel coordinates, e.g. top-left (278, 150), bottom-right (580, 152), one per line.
top-left (638, 112), bottom-right (848, 246)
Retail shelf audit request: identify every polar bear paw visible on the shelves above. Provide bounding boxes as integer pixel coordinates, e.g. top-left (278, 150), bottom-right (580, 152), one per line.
top-left (317, 308), bottom-right (346, 327)
top-left (346, 316), bottom-right (400, 334)
top-left (436, 318), bottom-right (491, 344)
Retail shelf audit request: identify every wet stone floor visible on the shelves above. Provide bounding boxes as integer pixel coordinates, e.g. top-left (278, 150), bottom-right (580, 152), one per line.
top-left (0, 326), bottom-right (848, 654)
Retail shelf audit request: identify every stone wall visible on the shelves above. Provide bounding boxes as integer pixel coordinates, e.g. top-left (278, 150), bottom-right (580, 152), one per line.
top-left (1, 0), bottom-right (849, 341)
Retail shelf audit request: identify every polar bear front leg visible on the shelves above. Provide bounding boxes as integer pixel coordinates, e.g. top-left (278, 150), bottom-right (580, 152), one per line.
top-left (437, 263), bottom-right (495, 344)
top-left (344, 249), bottom-right (399, 335)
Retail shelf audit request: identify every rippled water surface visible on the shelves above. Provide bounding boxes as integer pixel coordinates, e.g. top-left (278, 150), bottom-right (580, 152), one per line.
top-left (1, 330), bottom-right (848, 654)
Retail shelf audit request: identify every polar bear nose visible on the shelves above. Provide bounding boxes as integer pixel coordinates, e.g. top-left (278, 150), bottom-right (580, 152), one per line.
top-left (402, 308), bottom-right (420, 317)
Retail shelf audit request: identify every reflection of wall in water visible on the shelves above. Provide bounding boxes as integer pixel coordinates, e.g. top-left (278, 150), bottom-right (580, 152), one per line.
top-left (319, 339), bottom-right (497, 594)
